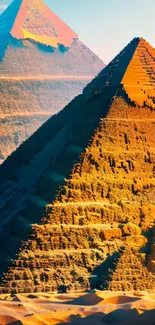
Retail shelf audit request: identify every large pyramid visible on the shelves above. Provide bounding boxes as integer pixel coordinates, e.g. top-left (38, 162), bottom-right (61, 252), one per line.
top-left (0, 0), bottom-right (104, 164)
top-left (0, 37), bottom-right (155, 293)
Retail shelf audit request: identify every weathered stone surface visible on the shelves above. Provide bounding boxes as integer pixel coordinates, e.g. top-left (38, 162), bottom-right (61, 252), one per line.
top-left (0, 38), bottom-right (155, 293)
top-left (148, 230), bottom-right (155, 274)
top-left (107, 248), bottom-right (155, 291)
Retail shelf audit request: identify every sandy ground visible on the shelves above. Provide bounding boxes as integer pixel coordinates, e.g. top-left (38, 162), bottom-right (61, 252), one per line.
top-left (0, 291), bottom-right (154, 325)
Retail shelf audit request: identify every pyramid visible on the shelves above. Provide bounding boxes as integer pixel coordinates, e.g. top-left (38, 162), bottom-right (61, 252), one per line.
top-left (107, 248), bottom-right (155, 291)
top-left (0, 0), bottom-right (104, 164)
top-left (0, 37), bottom-right (155, 293)
top-left (0, 0), bottom-right (78, 46)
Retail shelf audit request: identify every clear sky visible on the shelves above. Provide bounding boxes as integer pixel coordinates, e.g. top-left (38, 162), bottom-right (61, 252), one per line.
top-left (1, 0), bottom-right (155, 63)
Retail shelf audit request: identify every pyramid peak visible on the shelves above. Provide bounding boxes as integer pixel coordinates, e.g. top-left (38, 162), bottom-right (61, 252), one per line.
top-left (84, 36), bottom-right (155, 108)
top-left (129, 36), bottom-right (147, 43)
top-left (0, 0), bottom-right (78, 47)
top-left (135, 36), bottom-right (151, 45)
top-left (120, 37), bottom-right (154, 54)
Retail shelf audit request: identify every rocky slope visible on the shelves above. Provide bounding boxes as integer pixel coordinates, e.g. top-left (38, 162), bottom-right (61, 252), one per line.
top-left (0, 0), bottom-right (104, 164)
top-left (0, 38), bottom-right (155, 293)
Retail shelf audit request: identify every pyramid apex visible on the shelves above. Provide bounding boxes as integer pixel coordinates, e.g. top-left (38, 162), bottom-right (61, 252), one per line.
top-left (128, 37), bottom-right (149, 46)
top-left (84, 36), bottom-right (155, 104)
top-left (0, 0), bottom-right (78, 47)
top-left (133, 36), bottom-right (152, 47)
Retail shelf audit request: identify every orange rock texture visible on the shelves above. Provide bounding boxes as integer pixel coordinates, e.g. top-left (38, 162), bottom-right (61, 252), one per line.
top-left (148, 229), bottom-right (155, 274)
top-left (0, 37), bottom-right (155, 293)
top-left (0, 0), bottom-right (104, 164)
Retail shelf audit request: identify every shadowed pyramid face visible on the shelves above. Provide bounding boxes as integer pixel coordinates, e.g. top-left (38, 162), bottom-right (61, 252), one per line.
top-left (0, 37), bottom-right (155, 294)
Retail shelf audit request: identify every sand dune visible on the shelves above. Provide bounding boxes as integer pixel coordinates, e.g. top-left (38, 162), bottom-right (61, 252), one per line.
top-left (0, 315), bottom-right (22, 324)
top-left (0, 291), bottom-right (154, 325)
top-left (99, 295), bottom-right (141, 305)
top-left (65, 292), bottom-right (104, 306)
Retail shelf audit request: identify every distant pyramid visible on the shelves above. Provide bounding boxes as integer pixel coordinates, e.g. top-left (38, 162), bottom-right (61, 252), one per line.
top-left (0, 0), bottom-right (78, 46)
top-left (0, 0), bottom-right (104, 164)
top-left (0, 38), bottom-right (155, 293)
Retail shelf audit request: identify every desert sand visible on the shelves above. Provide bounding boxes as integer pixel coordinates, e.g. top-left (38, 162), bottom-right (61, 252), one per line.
top-left (0, 290), bottom-right (154, 325)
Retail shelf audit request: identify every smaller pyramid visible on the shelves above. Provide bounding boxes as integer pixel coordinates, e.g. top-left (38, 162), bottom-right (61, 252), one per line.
top-left (107, 248), bottom-right (155, 291)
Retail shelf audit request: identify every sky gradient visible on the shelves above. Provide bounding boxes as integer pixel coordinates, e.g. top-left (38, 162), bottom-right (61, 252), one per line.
top-left (1, 0), bottom-right (155, 63)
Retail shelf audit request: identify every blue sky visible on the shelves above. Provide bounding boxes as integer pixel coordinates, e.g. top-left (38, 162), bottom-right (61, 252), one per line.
top-left (1, 0), bottom-right (155, 63)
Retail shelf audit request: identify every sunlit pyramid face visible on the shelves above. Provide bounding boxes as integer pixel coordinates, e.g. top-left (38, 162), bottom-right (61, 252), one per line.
top-left (0, 37), bottom-right (155, 294)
